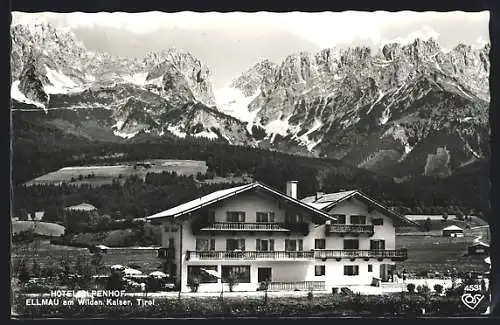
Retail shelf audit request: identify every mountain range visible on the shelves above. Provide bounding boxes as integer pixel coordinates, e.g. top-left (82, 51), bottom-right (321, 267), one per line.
top-left (10, 21), bottom-right (490, 182)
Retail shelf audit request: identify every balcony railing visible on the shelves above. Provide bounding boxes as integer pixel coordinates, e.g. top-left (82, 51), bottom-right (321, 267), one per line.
top-left (269, 281), bottom-right (325, 291)
top-left (157, 247), bottom-right (175, 259)
top-left (327, 224), bottom-right (374, 235)
top-left (199, 222), bottom-right (290, 232)
top-left (314, 249), bottom-right (408, 260)
top-left (194, 222), bottom-right (309, 234)
top-left (186, 250), bottom-right (314, 261)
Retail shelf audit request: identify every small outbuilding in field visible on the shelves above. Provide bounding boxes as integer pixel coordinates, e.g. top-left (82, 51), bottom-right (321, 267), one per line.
top-left (468, 242), bottom-right (490, 255)
top-left (442, 225), bottom-right (464, 237)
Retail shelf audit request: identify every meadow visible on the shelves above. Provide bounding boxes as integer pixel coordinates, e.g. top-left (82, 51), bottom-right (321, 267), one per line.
top-left (12, 221), bottom-right (66, 237)
top-left (11, 240), bottom-right (162, 275)
top-left (23, 159), bottom-right (208, 186)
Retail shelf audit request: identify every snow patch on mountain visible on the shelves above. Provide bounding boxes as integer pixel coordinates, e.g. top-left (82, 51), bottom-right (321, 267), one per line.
top-left (265, 116), bottom-right (292, 143)
top-left (367, 90), bottom-right (385, 114)
top-left (167, 125), bottom-right (187, 138)
top-left (214, 87), bottom-right (260, 123)
top-left (194, 130), bottom-right (219, 140)
top-left (113, 130), bottom-right (139, 139)
top-left (44, 65), bottom-right (83, 94)
top-left (123, 72), bottom-right (149, 86)
top-left (11, 80), bottom-right (47, 111)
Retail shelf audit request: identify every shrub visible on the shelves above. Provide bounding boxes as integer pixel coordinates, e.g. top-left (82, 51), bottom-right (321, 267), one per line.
top-left (442, 212), bottom-right (448, 221)
top-left (106, 271), bottom-right (124, 290)
top-left (407, 283), bottom-right (416, 293)
top-left (417, 284), bottom-right (431, 296)
top-left (225, 272), bottom-right (238, 292)
top-left (434, 284), bottom-right (444, 295)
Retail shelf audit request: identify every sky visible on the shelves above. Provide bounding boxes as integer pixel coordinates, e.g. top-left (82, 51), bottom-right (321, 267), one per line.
top-left (12, 11), bottom-right (490, 89)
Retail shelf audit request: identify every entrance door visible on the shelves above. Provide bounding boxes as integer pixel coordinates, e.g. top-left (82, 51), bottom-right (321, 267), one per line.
top-left (258, 268), bottom-right (272, 282)
top-left (380, 264), bottom-right (387, 281)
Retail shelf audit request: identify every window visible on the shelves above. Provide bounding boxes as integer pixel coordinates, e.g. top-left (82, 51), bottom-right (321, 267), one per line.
top-left (188, 265), bottom-right (218, 283)
top-left (344, 265), bottom-right (359, 276)
top-left (285, 213), bottom-right (303, 224)
top-left (332, 214), bottom-right (346, 224)
top-left (226, 239), bottom-right (245, 251)
top-left (372, 218), bottom-right (384, 226)
top-left (285, 239), bottom-right (303, 251)
top-left (350, 215), bottom-right (366, 224)
top-left (227, 211), bottom-right (246, 222)
top-left (315, 265), bottom-right (326, 276)
top-left (168, 238), bottom-right (175, 248)
top-left (164, 225), bottom-right (170, 232)
top-left (368, 265), bottom-right (373, 272)
top-left (222, 265), bottom-right (251, 283)
top-left (171, 226), bottom-right (178, 232)
top-left (343, 239), bottom-right (359, 250)
top-left (196, 238), bottom-right (215, 251)
top-left (256, 239), bottom-right (275, 251)
top-left (256, 212), bottom-right (276, 223)
top-left (315, 239), bottom-right (326, 249)
top-left (370, 240), bottom-right (385, 250)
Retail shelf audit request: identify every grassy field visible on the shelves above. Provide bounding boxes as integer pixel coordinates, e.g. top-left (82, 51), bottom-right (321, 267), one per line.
top-left (395, 228), bottom-right (490, 275)
top-left (24, 159), bottom-right (208, 186)
top-left (12, 240), bottom-right (161, 274)
top-left (12, 221), bottom-right (65, 237)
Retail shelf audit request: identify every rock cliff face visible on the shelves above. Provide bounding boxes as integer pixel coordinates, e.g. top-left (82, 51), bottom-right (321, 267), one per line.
top-left (11, 21), bottom-right (490, 180)
top-left (11, 22), bottom-right (249, 143)
top-left (219, 38), bottom-right (490, 179)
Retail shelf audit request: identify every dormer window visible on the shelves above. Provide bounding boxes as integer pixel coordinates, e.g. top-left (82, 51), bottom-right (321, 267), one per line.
top-left (256, 212), bottom-right (276, 223)
top-left (227, 211), bottom-right (246, 222)
top-left (350, 215), bottom-right (366, 225)
top-left (332, 214), bottom-right (346, 224)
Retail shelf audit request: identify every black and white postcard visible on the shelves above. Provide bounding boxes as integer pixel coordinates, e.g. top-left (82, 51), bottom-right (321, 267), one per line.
top-left (9, 10), bottom-right (494, 318)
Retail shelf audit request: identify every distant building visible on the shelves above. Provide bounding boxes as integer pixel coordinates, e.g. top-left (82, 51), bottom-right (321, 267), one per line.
top-left (468, 242), bottom-right (490, 255)
top-left (442, 225), bottom-right (464, 237)
top-left (64, 203), bottom-right (98, 212)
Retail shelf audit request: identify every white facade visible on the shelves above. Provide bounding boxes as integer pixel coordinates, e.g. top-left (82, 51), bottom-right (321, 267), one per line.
top-left (153, 184), bottom-right (407, 292)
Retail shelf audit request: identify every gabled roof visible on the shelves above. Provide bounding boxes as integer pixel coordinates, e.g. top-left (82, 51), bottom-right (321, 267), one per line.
top-left (301, 190), bottom-right (420, 227)
top-left (442, 225), bottom-right (464, 231)
top-left (146, 182), bottom-right (336, 221)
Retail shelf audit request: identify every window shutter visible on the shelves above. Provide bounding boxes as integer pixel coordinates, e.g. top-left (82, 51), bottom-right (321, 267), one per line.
top-left (270, 239), bottom-right (275, 251)
top-left (239, 212), bottom-right (245, 222)
top-left (210, 239), bottom-right (215, 251)
top-left (298, 239), bottom-right (303, 251)
top-left (256, 239), bottom-right (261, 251)
top-left (239, 239), bottom-right (245, 250)
top-left (270, 212), bottom-right (275, 223)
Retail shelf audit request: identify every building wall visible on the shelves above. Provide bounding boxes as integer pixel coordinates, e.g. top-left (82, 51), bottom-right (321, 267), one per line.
top-left (159, 192), bottom-right (399, 292)
top-left (324, 198), bottom-right (396, 250)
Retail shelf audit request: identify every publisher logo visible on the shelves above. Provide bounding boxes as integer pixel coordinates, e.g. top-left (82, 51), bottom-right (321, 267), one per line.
top-left (461, 284), bottom-right (484, 310)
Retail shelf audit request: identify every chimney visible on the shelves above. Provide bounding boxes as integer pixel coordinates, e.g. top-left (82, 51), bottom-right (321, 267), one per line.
top-left (315, 192), bottom-right (324, 201)
top-left (286, 181), bottom-right (298, 199)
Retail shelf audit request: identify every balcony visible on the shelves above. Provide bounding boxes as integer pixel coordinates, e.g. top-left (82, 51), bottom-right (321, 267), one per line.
top-left (327, 224), bottom-right (374, 236)
top-left (157, 247), bottom-right (175, 259)
top-left (186, 250), bottom-right (314, 261)
top-left (314, 249), bottom-right (408, 261)
top-left (268, 281), bottom-right (325, 291)
top-left (198, 222), bottom-right (290, 232)
top-left (194, 222), bottom-right (309, 235)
